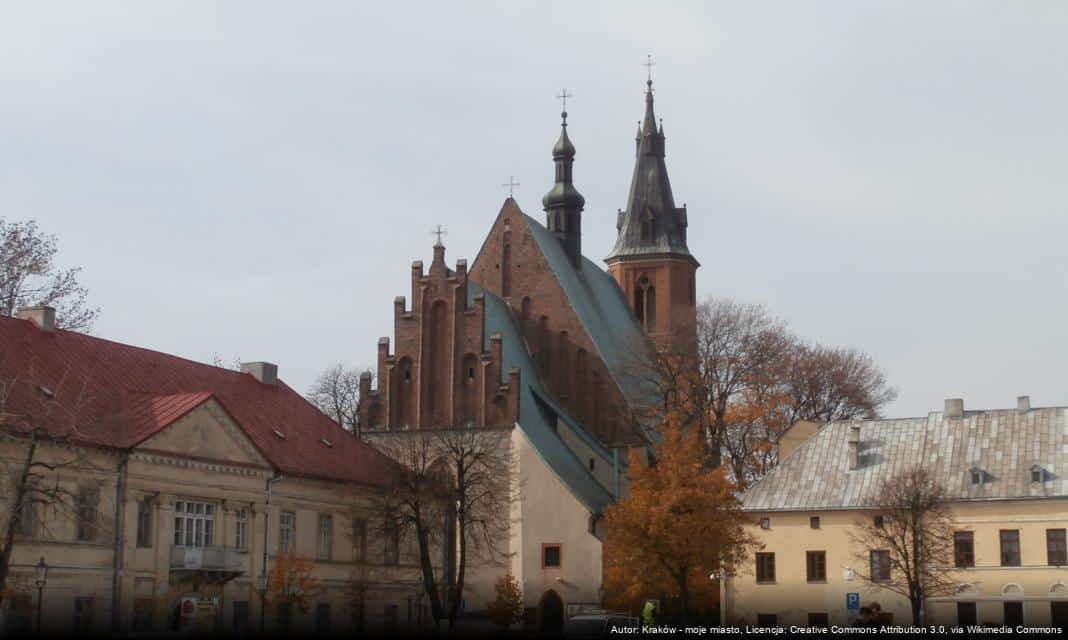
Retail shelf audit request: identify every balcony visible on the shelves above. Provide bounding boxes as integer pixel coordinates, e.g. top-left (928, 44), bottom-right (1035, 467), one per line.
top-left (170, 546), bottom-right (244, 582)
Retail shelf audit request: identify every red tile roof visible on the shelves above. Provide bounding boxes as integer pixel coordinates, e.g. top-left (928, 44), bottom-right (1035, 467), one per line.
top-left (0, 316), bottom-right (401, 487)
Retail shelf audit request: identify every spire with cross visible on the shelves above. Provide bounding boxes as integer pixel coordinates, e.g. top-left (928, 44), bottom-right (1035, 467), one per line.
top-left (430, 224), bottom-right (447, 247)
top-left (501, 176), bottom-right (520, 198)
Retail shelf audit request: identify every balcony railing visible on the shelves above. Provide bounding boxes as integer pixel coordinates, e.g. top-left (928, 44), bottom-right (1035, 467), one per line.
top-left (170, 545), bottom-right (244, 572)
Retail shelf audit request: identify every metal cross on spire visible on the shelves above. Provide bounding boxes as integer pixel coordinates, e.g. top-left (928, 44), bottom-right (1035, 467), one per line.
top-left (430, 224), bottom-right (447, 247)
top-left (556, 88), bottom-right (573, 125)
top-left (501, 176), bottom-right (520, 198)
top-left (644, 54), bottom-right (656, 83)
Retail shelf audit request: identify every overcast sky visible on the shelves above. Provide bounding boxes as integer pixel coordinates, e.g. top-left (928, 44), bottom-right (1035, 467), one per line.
top-left (3, 2), bottom-right (1067, 418)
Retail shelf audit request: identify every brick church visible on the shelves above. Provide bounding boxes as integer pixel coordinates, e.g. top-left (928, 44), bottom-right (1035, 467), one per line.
top-left (357, 77), bottom-right (699, 629)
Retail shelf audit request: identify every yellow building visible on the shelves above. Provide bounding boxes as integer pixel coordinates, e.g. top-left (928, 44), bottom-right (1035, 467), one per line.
top-left (0, 307), bottom-right (426, 636)
top-left (727, 398), bottom-right (1068, 629)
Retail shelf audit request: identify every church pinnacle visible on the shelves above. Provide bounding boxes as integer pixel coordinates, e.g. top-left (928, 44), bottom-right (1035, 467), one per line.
top-left (542, 89), bottom-right (585, 264)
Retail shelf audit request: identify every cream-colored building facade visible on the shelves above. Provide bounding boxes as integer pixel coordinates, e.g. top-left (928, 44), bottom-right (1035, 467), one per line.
top-left (0, 308), bottom-right (426, 637)
top-left (728, 399), bottom-right (1068, 629)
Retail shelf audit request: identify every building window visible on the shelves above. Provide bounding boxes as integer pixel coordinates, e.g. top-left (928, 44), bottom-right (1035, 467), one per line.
top-left (277, 602), bottom-right (292, 632)
top-left (73, 597), bottom-right (94, 633)
top-left (351, 596), bottom-right (365, 633)
top-left (542, 544), bottom-right (562, 568)
top-left (806, 551), bottom-right (826, 582)
top-left (318, 514), bottom-right (333, 560)
top-left (869, 550), bottom-right (891, 582)
top-left (235, 508), bottom-right (249, 551)
top-left (1048, 529), bottom-right (1067, 566)
top-left (316, 602), bottom-right (331, 634)
top-left (954, 531), bottom-right (975, 568)
top-left (136, 500), bottom-right (152, 548)
top-left (279, 511), bottom-right (295, 553)
top-left (970, 469), bottom-right (983, 485)
top-left (807, 613), bottom-right (829, 628)
top-left (1031, 467), bottom-right (1044, 483)
top-left (17, 497), bottom-right (35, 538)
top-left (756, 614), bottom-right (777, 627)
top-left (1003, 601), bottom-right (1024, 626)
top-left (174, 500), bottom-right (215, 547)
top-left (232, 601), bottom-right (249, 633)
top-left (957, 602), bottom-right (977, 626)
top-left (77, 487), bottom-right (99, 541)
top-left (1000, 530), bottom-right (1021, 567)
top-left (132, 598), bottom-right (153, 631)
top-left (384, 604), bottom-right (399, 634)
top-left (759, 517), bottom-right (770, 530)
top-left (588, 457), bottom-right (595, 471)
top-left (755, 552), bottom-right (776, 583)
top-left (809, 516), bottom-right (820, 529)
top-left (873, 515), bottom-right (884, 529)
top-left (8, 595), bottom-right (32, 635)
top-left (353, 519), bottom-right (368, 563)
top-left (384, 519), bottom-right (400, 565)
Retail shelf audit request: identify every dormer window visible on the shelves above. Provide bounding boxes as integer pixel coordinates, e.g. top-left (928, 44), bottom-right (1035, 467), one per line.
top-left (1030, 465), bottom-right (1044, 483)
top-left (969, 468), bottom-right (984, 486)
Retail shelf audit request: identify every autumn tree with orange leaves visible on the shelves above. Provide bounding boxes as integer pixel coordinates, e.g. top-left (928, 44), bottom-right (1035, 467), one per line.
top-left (262, 552), bottom-right (321, 630)
top-left (603, 420), bottom-right (760, 624)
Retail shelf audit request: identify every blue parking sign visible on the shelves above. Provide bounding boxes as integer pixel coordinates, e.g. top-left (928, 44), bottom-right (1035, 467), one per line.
top-left (846, 593), bottom-right (860, 610)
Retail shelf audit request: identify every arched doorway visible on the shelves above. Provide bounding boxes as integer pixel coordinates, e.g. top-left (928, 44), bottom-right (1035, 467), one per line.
top-left (539, 589), bottom-right (564, 633)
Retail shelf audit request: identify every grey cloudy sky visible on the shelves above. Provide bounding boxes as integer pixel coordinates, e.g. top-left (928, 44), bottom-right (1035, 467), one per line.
top-left (3, 1), bottom-right (1066, 418)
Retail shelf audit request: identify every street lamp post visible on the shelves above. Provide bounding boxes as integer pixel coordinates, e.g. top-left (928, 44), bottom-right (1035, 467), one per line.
top-left (257, 572), bottom-right (269, 634)
top-left (34, 557), bottom-right (48, 637)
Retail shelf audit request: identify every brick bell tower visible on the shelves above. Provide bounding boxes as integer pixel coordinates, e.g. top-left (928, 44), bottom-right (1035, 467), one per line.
top-left (605, 76), bottom-right (699, 350)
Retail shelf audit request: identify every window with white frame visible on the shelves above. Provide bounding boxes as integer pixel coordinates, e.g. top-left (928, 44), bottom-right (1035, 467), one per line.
top-left (173, 500), bottom-right (216, 547)
top-left (318, 514), bottom-right (333, 560)
top-left (235, 508), bottom-right (249, 551)
top-left (279, 511), bottom-right (296, 553)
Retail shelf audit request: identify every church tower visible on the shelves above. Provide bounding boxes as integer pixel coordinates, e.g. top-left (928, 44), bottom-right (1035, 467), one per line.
top-left (542, 103), bottom-right (585, 265)
top-left (605, 78), bottom-right (699, 350)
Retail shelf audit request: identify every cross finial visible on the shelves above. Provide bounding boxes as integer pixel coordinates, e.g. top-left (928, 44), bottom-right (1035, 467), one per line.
top-left (501, 176), bottom-right (520, 198)
top-left (556, 88), bottom-right (573, 125)
top-left (430, 224), bottom-right (447, 247)
top-left (644, 54), bottom-right (655, 85)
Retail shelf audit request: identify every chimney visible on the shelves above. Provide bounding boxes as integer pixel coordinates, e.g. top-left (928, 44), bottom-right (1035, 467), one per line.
top-left (17, 306), bottom-right (56, 333)
top-left (847, 424), bottom-right (861, 470)
top-left (1017, 395), bottom-right (1031, 413)
top-left (241, 362), bottom-right (278, 385)
top-left (944, 398), bottom-right (964, 418)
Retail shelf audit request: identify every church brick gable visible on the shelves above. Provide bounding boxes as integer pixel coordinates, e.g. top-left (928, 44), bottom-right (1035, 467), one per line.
top-left (470, 200), bottom-right (634, 444)
top-left (359, 242), bottom-right (520, 431)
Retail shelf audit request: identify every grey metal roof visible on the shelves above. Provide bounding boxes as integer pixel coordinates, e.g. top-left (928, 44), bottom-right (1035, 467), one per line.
top-left (521, 213), bottom-right (655, 409)
top-left (743, 407), bottom-right (1068, 512)
top-left (472, 282), bottom-right (616, 514)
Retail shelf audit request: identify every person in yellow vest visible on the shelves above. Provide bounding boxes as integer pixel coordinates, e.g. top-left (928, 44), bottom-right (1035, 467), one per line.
top-left (642, 600), bottom-right (658, 629)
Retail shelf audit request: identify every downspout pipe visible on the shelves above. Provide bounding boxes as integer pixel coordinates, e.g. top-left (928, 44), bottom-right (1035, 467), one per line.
top-left (111, 451), bottom-right (130, 634)
top-left (260, 472), bottom-right (283, 632)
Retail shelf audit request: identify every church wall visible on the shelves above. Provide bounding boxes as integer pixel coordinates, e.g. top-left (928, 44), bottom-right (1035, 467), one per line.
top-left (470, 202), bottom-right (633, 445)
top-left (510, 426), bottom-right (604, 616)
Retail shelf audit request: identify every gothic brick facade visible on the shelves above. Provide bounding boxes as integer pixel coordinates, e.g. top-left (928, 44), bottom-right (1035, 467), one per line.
top-left (357, 242), bottom-right (520, 430)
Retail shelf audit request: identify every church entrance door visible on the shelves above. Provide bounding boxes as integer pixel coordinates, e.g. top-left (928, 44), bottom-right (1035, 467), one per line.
top-left (539, 590), bottom-right (564, 633)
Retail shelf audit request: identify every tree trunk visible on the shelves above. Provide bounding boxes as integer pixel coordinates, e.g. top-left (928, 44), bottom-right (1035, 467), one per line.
top-left (0, 434), bottom-right (38, 608)
top-left (414, 518), bottom-right (444, 627)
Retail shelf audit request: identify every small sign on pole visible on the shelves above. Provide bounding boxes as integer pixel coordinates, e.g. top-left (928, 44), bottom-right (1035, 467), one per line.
top-left (846, 593), bottom-right (860, 611)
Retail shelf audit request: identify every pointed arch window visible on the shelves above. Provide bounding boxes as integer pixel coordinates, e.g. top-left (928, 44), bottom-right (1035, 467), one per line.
top-left (634, 275), bottom-right (656, 332)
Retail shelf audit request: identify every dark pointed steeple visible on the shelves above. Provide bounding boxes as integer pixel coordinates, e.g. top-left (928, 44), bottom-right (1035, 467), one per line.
top-left (543, 95), bottom-right (585, 265)
top-left (606, 79), bottom-right (695, 265)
